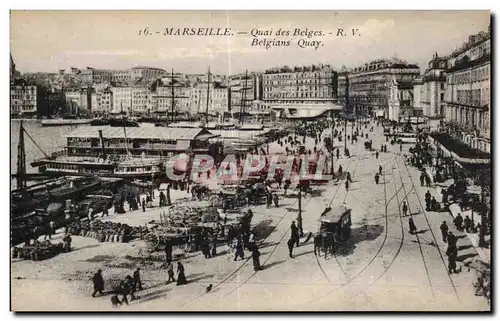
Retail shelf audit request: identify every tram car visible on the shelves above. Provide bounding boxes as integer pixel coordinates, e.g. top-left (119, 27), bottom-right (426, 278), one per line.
top-left (318, 206), bottom-right (352, 241)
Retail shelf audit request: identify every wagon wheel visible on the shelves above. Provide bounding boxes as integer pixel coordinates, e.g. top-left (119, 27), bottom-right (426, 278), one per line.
top-left (144, 232), bottom-right (161, 250)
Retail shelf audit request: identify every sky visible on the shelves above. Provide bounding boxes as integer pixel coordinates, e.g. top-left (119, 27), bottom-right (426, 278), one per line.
top-left (10, 10), bottom-right (491, 75)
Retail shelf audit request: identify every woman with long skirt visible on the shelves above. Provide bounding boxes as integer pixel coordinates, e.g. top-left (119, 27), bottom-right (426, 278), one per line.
top-left (176, 261), bottom-right (187, 286)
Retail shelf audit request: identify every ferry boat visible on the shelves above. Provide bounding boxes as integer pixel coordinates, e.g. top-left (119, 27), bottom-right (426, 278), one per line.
top-left (30, 126), bottom-right (219, 179)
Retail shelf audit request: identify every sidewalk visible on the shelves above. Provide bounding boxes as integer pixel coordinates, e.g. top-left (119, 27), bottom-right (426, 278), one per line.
top-left (448, 203), bottom-right (490, 264)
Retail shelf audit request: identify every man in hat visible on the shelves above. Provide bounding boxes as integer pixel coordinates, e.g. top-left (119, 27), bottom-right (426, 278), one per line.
top-left (440, 221), bottom-right (449, 243)
top-left (133, 267), bottom-right (143, 291)
top-left (92, 269), bottom-right (105, 297)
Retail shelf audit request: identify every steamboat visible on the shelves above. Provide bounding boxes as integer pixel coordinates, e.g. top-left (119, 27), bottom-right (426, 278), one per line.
top-left (30, 125), bottom-right (219, 179)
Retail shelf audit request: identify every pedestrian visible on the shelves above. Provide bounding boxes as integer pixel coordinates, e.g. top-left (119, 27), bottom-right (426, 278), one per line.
top-left (234, 237), bottom-right (245, 261)
top-left (46, 220), bottom-right (55, 240)
top-left (376, 151), bottom-right (379, 159)
top-left (464, 215), bottom-right (472, 232)
top-left (431, 197), bottom-right (439, 211)
top-left (62, 233), bottom-right (72, 252)
top-left (454, 213), bottom-right (464, 231)
top-left (159, 191), bottom-right (165, 207)
top-left (91, 269), bottom-right (105, 297)
top-left (164, 239), bottom-right (173, 263)
top-left (166, 184), bottom-right (172, 206)
top-left (287, 238), bottom-right (295, 258)
top-left (374, 173), bottom-right (380, 185)
top-left (345, 179), bottom-right (349, 191)
top-left (166, 260), bottom-right (176, 283)
top-left (409, 217), bottom-right (417, 235)
top-left (402, 201), bottom-right (408, 217)
top-left (400, 144), bottom-right (403, 152)
top-left (252, 247), bottom-right (261, 271)
top-left (447, 231), bottom-right (457, 249)
top-left (201, 238), bottom-right (211, 259)
top-left (440, 221), bottom-right (449, 243)
top-left (102, 206), bottom-right (109, 217)
top-left (123, 275), bottom-right (136, 302)
top-left (420, 173), bottom-right (425, 186)
top-left (336, 148), bottom-right (340, 159)
top-left (211, 236), bottom-right (217, 257)
top-left (176, 262), bottom-right (187, 286)
top-left (346, 171), bottom-right (352, 183)
top-left (133, 267), bottom-right (143, 291)
top-left (273, 193), bottom-right (279, 207)
top-left (266, 193), bottom-right (272, 208)
top-left (142, 199), bottom-right (146, 212)
top-left (291, 221), bottom-right (300, 247)
top-left (379, 165), bottom-right (383, 175)
top-left (448, 248), bottom-right (458, 274)
top-left (338, 164), bottom-right (343, 175)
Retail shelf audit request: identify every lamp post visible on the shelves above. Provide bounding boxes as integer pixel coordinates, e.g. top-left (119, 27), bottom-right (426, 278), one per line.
top-left (297, 179), bottom-right (304, 237)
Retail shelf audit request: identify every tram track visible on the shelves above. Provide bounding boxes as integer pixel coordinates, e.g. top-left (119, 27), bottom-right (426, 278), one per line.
top-left (181, 145), bottom-right (360, 306)
top-left (395, 155), bottom-right (435, 297)
top-left (216, 153), bottom-right (362, 300)
top-left (400, 157), bottom-right (460, 302)
top-left (310, 153), bottom-right (415, 304)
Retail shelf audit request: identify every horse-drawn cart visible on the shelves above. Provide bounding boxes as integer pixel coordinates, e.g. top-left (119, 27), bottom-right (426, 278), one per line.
top-left (318, 206), bottom-right (352, 241)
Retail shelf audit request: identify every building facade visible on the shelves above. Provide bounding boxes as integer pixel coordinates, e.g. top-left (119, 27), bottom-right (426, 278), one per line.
top-left (10, 85), bottom-right (39, 116)
top-left (79, 68), bottom-right (112, 84)
top-left (95, 89), bottom-right (113, 115)
top-left (111, 86), bottom-right (132, 113)
top-left (229, 74), bottom-right (258, 113)
top-left (190, 82), bottom-right (229, 115)
top-left (131, 86), bottom-right (153, 115)
top-left (388, 78), bottom-right (416, 121)
top-left (110, 70), bottom-right (132, 83)
top-left (338, 59), bottom-right (420, 117)
top-left (444, 27), bottom-right (491, 152)
top-left (420, 53), bottom-right (447, 118)
top-left (153, 84), bottom-right (192, 114)
top-left (131, 66), bottom-right (166, 82)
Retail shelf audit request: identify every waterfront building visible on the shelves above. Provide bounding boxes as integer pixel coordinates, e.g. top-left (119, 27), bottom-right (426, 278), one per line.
top-left (95, 89), bottom-right (113, 115)
top-left (443, 26), bottom-right (491, 153)
top-left (131, 86), bottom-right (154, 115)
top-left (338, 59), bottom-right (420, 117)
top-left (262, 64), bottom-right (339, 118)
top-left (111, 86), bottom-right (132, 114)
top-left (10, 85), bottom-right (39, 117)
top-left (154, 84), bottom-right (192, 114)
top-left (191, 81), bottom-right (229, 116)
top-left (229, 73), bottom-right (259, 113)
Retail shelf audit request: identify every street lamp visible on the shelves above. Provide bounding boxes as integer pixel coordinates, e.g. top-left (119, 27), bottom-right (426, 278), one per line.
top-left (297, 179), bottom-right (305, 237)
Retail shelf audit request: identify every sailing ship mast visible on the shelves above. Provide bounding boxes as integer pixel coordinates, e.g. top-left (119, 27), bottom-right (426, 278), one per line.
top-left (16, 120), bottom-right (27, 189)
top-left (239, 70), bottom-right (250, 125)
top-left (170, 68), bottom-right (175, 124)
top-left (205, 67), bottom-right (211, 124)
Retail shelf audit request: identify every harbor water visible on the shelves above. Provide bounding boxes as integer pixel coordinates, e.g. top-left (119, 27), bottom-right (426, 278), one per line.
top-left (10, 120), bottom-right (90, 189)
